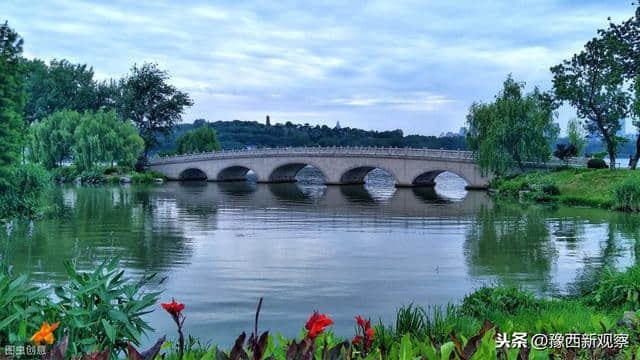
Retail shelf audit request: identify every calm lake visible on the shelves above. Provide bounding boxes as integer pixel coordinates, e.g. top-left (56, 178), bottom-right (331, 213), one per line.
top-left (2, 169), bottom-right (639, 346)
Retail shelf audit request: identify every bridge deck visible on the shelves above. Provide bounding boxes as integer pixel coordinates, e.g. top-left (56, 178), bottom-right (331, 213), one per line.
top-left (148, 147), bottom-right (474, 165)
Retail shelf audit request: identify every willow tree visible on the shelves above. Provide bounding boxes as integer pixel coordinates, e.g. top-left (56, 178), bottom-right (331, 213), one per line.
top-left (72, 110), bottom-right (144, 171)
top-left (29, 110), bottom-right (81, 168)
top-left (466, 75), bottom-right (558, 175)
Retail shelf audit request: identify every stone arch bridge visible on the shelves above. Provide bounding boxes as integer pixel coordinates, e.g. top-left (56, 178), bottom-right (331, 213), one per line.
top-left (147, 147), bottom-right (492, 189)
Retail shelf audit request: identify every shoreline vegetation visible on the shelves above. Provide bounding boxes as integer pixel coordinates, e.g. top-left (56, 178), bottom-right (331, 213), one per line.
top-left (3, 258), bottom-right (640, 359)
top-left (491, 167), bottom-right (640, 212)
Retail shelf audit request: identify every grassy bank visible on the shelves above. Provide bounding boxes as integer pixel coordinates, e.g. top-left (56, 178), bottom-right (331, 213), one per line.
top-left (50, 164), bottom-right (167, 185)
top-left (492, 168), bottom-right (640, 210)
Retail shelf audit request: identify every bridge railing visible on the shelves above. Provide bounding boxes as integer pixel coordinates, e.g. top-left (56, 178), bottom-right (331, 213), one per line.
top-left (147, 146), bottom-right (476, 165)
top-left (147, 146), bottom-right (591, 167)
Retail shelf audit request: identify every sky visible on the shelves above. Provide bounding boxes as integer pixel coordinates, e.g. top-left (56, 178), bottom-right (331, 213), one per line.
top-left (2, 0), bottom-right (636, 136)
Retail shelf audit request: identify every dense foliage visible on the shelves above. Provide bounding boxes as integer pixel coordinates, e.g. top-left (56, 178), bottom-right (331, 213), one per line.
top-left (30, 110), bottom-right (144, 171)
top-left (28, 110), bottom-right (81, 168)
top-left (466, 75), bottom-right (558, 175)
top-left (613, 177), bottom-right (640, 211)
top-left (0, 21), bottom-right (26, 190)
top-left (118, 63), bottom-right (193, 156)
top-left (175, 125), bottom-right (221, 154)
top-left (551, 22), bottom-right (629, 169)
top-left (22, 58), bottom-right (114, 124)
top-left (553, 143), bottom-right (578, 163)
top-left (0, 258), bottom-right (159, 358)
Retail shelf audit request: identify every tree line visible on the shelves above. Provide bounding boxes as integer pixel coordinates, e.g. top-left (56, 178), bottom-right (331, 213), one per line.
top-left (156, 119), bottom-right (468, 155)
top-left (467, 5), bottom-right (640, 173)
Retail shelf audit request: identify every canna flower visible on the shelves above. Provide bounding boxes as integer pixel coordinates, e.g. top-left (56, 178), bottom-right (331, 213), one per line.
top-left (353, 315), bottom-right (375, 352)
top-left (30, 321), bottom-right (60, 345)
top-left (161, 298), bottom-right (185, 316)
top-left (305, 310), bottom-right (333, 339)
top-left (351, 335), bottom-right (363, 345)
top-left (365, 327), bottom-right (375, 339)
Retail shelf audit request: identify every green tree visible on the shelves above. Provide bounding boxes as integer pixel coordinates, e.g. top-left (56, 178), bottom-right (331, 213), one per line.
top-left (566, 118), bottom-right (587, 157)
top-left (604, 7), bottom-right (640, 169)
top-left (117, 63), bottom-right (192, 157)
top-left (551, 33), bottom-right (629, 169)
top-left (175, 126), bottom-right (221, 154)
top-left (466, 75), bottom-right (558, 175)
top-left (0, 21), bottom-right (26, 188)
top-left (23, 59), bottom-right (109, 124)
top-left (72, 110), bottom-right (144, 171)
top-left (29, 110), bottom-right (81, 168)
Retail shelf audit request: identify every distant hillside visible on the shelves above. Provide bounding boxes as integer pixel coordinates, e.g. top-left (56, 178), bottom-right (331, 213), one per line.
top-left (154, 119), bottom-right (468, 153)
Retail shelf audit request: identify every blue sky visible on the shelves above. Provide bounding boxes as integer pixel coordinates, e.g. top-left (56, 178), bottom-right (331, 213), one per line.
top-left (3, 0), bottom-right (635, 135)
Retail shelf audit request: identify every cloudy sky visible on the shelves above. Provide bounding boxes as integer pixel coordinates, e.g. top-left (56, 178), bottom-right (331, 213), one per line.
top-left (3, 0), bottom-right (635, 135)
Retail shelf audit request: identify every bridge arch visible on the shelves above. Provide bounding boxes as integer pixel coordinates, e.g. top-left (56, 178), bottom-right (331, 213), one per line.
top-left (179, 167), bottom-right (208, 180)
top-left (410, 170), bottom-right (470, 187)
top-left (266, 162), bottom-right (328, 183)
top-left (216, 165), bottom-right (257, 182)
top-left (339, 165), bottom-right (398, 185)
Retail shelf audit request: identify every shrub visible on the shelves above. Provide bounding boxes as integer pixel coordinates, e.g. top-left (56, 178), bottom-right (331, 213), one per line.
top-left (102, 165), bottom-right (119, 175)
top-left (553, 143), bottom-right (577, 162)
top-left (51, 165), bottom-right (79, 183)
top-left (0, 164), bottom-right (51, 219)
top-left (587, 265), bottom-right (640, 310)
top-left (55, 259), bottom-right (160, 357)
top-left (461, 286), bottom-right (539, 317)
top-left (146, 170), bottom-right (167, 180)
top-left (496, 177), bottom-right (529, 197)
top-left (79, 169), bottom-right (105, 184)
top-left (394, 304), bottom-right (427, 339)
top-left (130, 172), bottom-right (155, 184)
top-left (0, 268), bottom-right (56, 345)
top-left (587, 158), bottom-right (607, 169)
top-left (106, 175), bottom-right (121, 184)
top-left (613, 177), bottom-right (640, 211)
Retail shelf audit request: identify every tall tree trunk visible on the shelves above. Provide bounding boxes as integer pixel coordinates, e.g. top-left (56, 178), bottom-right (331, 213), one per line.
top-left (631, 135), bottom-right (640, 170)
top-left (609, 150), bottom-right (616, 169)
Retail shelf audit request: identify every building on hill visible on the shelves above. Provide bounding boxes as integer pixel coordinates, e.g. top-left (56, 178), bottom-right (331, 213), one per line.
top-left (335, 121), bottom-right (341, 130)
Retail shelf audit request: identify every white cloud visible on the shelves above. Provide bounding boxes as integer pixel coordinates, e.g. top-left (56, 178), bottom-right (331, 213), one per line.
top-left (3, 0), bottom-right (636, 135)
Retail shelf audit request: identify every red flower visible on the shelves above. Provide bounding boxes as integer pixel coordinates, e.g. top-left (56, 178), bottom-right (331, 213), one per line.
top-left (305, 310), bottom-right (333, 339)
top-left (353, 314), bottom-right (375, 352)
top-left (365, 327), bottom-right (375, 339)
top-left (161, 298), bottom-right (185, 316)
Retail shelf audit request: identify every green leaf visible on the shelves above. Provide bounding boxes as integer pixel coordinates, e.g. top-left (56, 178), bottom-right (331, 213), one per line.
top-left (399, 334), bottom-right (414, 360)
top-left (101, 319), bottom-right (116, 343)
top-left (440, 342), bottom-right (454, 360)
top-left (0, 313), bottom-right (19, 330)
top-left (108, 309), bottom-right (130, 324)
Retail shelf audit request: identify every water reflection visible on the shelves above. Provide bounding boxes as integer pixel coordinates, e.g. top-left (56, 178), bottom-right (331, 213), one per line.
top-left (1, 174), bottom-right (639, 346)
top-left (464, 204), bottom-right (556, 291)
